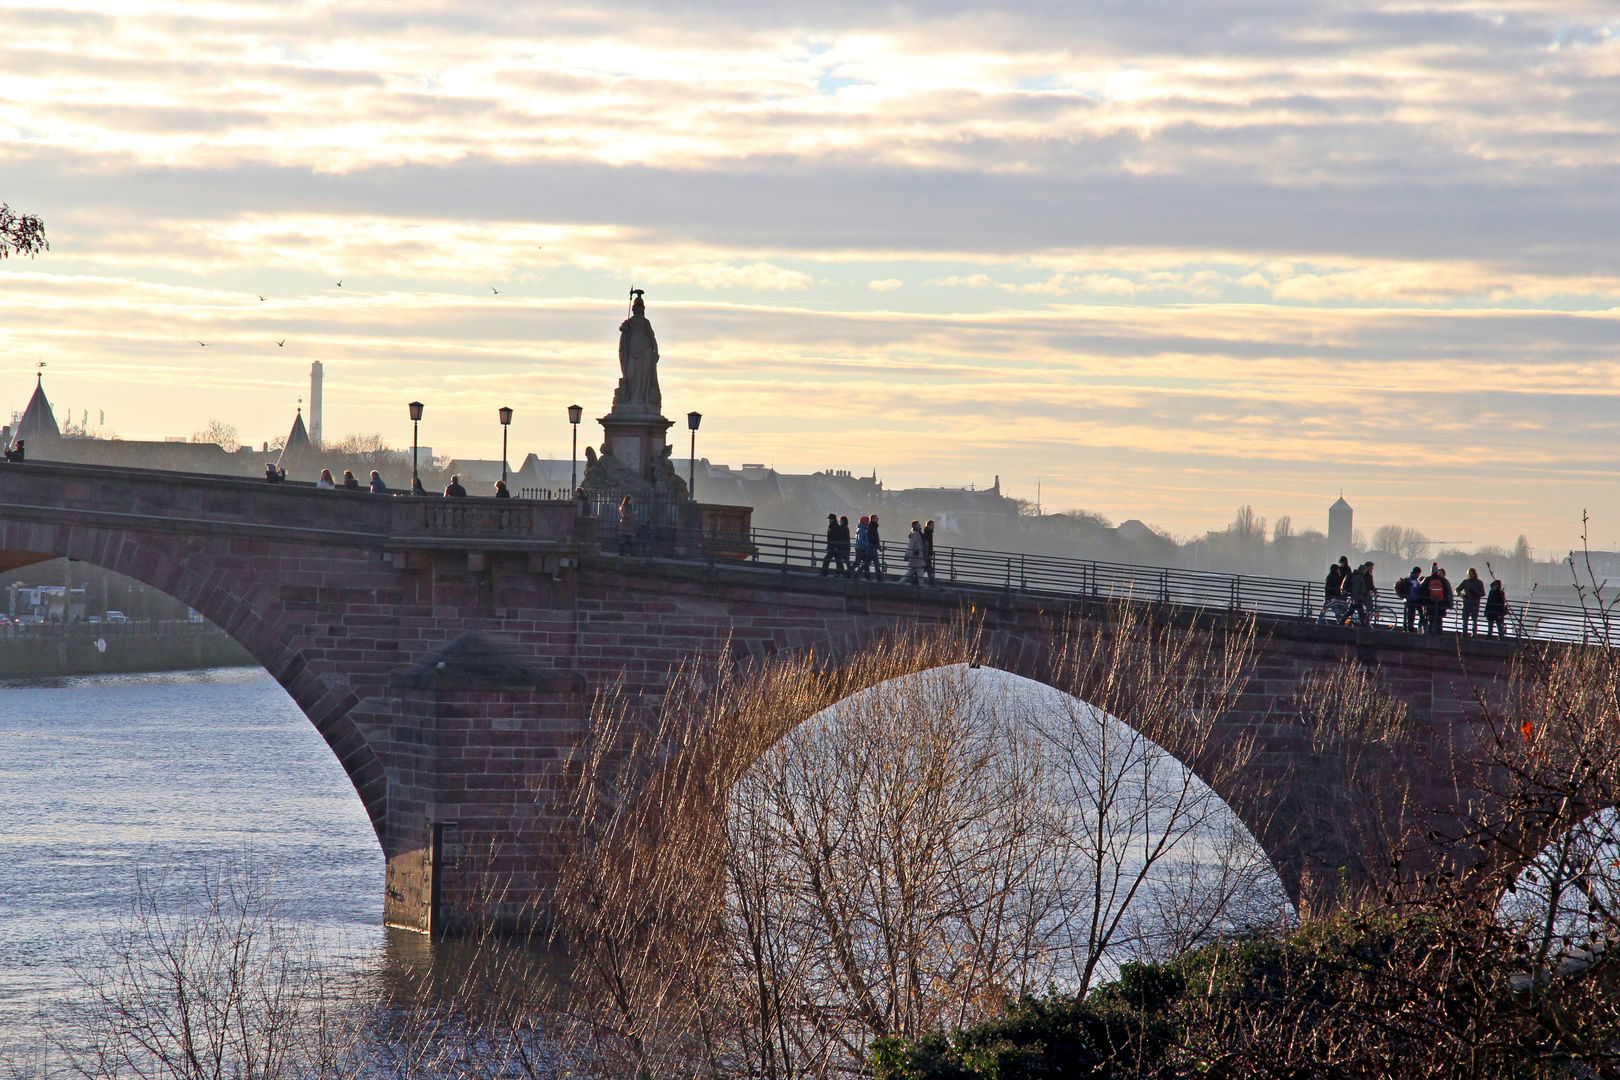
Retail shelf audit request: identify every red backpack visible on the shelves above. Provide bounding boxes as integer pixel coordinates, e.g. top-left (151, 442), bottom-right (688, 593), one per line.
top-left (1428, 577), bottom-right (1446, 602)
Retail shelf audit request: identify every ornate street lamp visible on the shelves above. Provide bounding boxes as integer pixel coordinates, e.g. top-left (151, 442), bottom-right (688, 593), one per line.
top-left (498, 405), bottom-right (513, 486)
top-left (408, 401), bottom-right (424, 495)
top-left (568, 404), bottom-right (583, 493)
top-left (687, 411), bottom-right (702, 502)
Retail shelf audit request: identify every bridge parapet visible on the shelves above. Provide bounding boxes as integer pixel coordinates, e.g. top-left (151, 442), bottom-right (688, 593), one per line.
top-left (390, 498), bottom-right (578, 544)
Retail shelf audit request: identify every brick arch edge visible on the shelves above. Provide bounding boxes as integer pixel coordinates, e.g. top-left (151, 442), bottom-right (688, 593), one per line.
top-left (0, 520), bottom-right (389, 842)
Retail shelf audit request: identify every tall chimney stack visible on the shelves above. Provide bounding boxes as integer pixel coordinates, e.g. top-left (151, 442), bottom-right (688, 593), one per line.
top-left (309, 361), bottom-right (324, 448)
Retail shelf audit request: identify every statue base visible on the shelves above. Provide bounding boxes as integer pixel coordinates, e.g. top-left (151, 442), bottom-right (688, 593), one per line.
top-left (581, 411), bottom-right (685, 497)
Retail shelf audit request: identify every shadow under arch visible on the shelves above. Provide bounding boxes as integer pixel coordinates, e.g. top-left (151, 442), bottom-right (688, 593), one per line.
top-left (0, 545), bottom-right (388, 844)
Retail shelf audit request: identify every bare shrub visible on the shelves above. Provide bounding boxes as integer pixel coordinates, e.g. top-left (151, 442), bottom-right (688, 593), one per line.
top-left (1036, 606), bottom-right (1279, 984)
top-left (721, 664), bottom-right (1065, 1072)
top-left (49, 854), bottom-right (361, 1080)
top-left (544, 608), bottom-right (1283, 1077)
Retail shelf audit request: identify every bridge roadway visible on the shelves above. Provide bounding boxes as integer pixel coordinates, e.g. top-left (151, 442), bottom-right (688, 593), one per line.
top-left (0, 459), bottom-right (1527, 929)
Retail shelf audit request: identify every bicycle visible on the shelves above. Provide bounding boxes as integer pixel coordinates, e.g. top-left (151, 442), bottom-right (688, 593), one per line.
top-left (1318, 594), bottom-right (1390, 629)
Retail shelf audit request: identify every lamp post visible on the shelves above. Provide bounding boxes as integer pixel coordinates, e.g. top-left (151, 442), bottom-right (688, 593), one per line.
top-left (408, 401), bottom-right (424, 495)
top-left (568, 404), bottom-right (583, 493)
top-left (498, 406), bottom-right (513, 486)
top-left (686, 411), bottom-right (702, 502)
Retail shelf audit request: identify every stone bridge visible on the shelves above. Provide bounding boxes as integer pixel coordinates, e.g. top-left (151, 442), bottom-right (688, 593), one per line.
top-left (0, 460), bottom-right (1521, 927)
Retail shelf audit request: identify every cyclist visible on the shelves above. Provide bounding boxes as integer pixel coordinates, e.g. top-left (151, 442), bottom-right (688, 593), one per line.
top-left (1348, 561), bottom-right (1377, 627)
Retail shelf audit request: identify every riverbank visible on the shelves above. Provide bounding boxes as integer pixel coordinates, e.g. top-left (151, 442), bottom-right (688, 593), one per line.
top-left (0, 621), bottom-right (254, 678)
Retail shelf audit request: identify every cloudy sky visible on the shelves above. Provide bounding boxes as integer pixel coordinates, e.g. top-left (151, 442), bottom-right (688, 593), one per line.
top-left (3, 1), bottom-right (1620, 551)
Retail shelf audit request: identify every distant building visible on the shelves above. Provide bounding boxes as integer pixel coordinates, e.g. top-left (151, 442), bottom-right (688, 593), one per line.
top-left (309, 362), bottom-right (324, 448)
top-left (13, 374), bottom-right (61, 445)
top-left (1328, 495), bottom-right (1353, 556)
top-left (277, 409), bottom-right (313, 474)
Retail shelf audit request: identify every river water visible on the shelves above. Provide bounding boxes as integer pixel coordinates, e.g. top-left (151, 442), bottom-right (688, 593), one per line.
top-left (0, 667), bottom-right (387, 1046)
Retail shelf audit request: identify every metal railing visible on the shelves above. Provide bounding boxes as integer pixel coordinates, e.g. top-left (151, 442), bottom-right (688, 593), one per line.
top-left (734, 528), bottom-right (1616, 645)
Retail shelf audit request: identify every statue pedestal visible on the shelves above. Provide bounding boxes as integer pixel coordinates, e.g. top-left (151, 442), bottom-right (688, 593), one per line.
top-left (598, 411), bottom-right (674, 487)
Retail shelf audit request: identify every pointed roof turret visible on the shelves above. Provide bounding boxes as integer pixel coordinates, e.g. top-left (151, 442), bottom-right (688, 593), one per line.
top-left (277, 408), bottom-right (311, 469)
top-left (1330, 495), bottom-right (1352, 511)
top-left (15, 374), bottom-right (61, 443)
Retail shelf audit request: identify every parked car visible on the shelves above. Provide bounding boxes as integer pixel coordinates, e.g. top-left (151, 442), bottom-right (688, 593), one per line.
top-left (103, 611), bottom-right (129, 623)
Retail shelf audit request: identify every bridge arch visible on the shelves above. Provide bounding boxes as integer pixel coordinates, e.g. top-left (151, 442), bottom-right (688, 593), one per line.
top-left (0, 517), bottom-right (390, 845)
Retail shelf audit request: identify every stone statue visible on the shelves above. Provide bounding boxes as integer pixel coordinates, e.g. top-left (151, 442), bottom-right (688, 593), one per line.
top-left (614, 290), bottom-right (661, 414)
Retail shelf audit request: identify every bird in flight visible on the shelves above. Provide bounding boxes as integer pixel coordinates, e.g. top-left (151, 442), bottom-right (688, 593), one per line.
top-left (257, 295), bottom-right (266, 301)
top-left (335, 279), bottom-right (343, 287)
top-left (197, 341), bottom-right (208, 347)
top-left (490, 286), bottom-right (500, 295)
top-left (276, 339), bottom-right (285, 347)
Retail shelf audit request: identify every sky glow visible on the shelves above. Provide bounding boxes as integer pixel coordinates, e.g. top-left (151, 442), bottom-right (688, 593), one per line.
top-left (4, 1), bottom-right (1620, 549)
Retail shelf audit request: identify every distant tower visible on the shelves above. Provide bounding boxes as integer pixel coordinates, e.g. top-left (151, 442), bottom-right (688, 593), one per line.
top-left (309, 362), bottom-right (324, 448)
top-left (1328, 494), bottom-right (1354, 556)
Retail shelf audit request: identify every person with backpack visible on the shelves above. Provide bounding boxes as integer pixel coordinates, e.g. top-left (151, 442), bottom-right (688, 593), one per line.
top-left (923, 519), bottom-right (937, 586)
top-left (1485, 580), bottom-right (1510, 639)
top-left (1396, 566), bottom-right (1423, 631)
top-left (1456, 568), bottom-right (1486, 635)
top-left (1423, 563), bottom-right (1452, 635)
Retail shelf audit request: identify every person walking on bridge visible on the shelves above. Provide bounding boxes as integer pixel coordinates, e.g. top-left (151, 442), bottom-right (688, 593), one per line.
top-left (1485, 579), bottom-right (1510, 639)
top-left (342, 470), bottom-right (360, 490)
top-left (1423, 563), bottom-right (1451, 635)
top-left (852, 516), bottom-right (874, 581)
top-left (923, 519), bottom-right (936, 586)
top-left (1457, 568), bottom-right (1485, 635)
top-left (867, 513), bottom-right (887, 581)
top-left (1397, 566), bottom-right (1424, 631)
top-left (901, 520), bottom-right (927, 585)
top-left (820, 513), bottom-right (849, 577)
top-left (444, 474), bottom-right (467, 497)
top-left (3, 439), bottom-right (23, 462)
top-left (1347, 561), bottom-right (1376, 626)
top-left (1325, 556), bottom-right (1350, 601)
top-left (369, 470), bottom-right (388, 494)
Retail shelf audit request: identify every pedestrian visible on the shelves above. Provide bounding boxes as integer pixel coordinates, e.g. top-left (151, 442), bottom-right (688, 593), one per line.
top-left (1348, 561), bottom-right (1375, 626)
top-left (923, 519), bottom-right (936, 586)
top-left (836, 515), bottom-right (851, 577)
top-left (852, 515), bottom-right (874, 580)
top-left (1423, 563), bottom-right (1451, 635)
top-left (820, 513), bottom-right (848, 577)
top-left (1325, 556), bottom-right (1350, 601)
top-left (3, 439), bottom-right (23, 462)
top-left (618, 496), bottom-right (635, 556)
top-left (411, 475), bottom-right (427, 495)
top-left (1397, 566), bottom-right (1424, 631)
top-left (868, 513), bottom-right (886, 581)
top-left (901, 520), bottom-right (926, 585)
top-left (444, 474), bottom-right (467, 497)
top-left (264, 462), bottom-right (284, 484)
top-left (494, 479), bottom-right (511, 499)
top-left (342, 470), bottom-right (360, 490)
top-left (317, 469), bottom-right (336, 489)
top-left (1485, 580), bottom-right (1510, 639)
top-left (369, 470), bottom-right (388, 494)
top-left (1456, 568), bottom-right (1485, 635)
